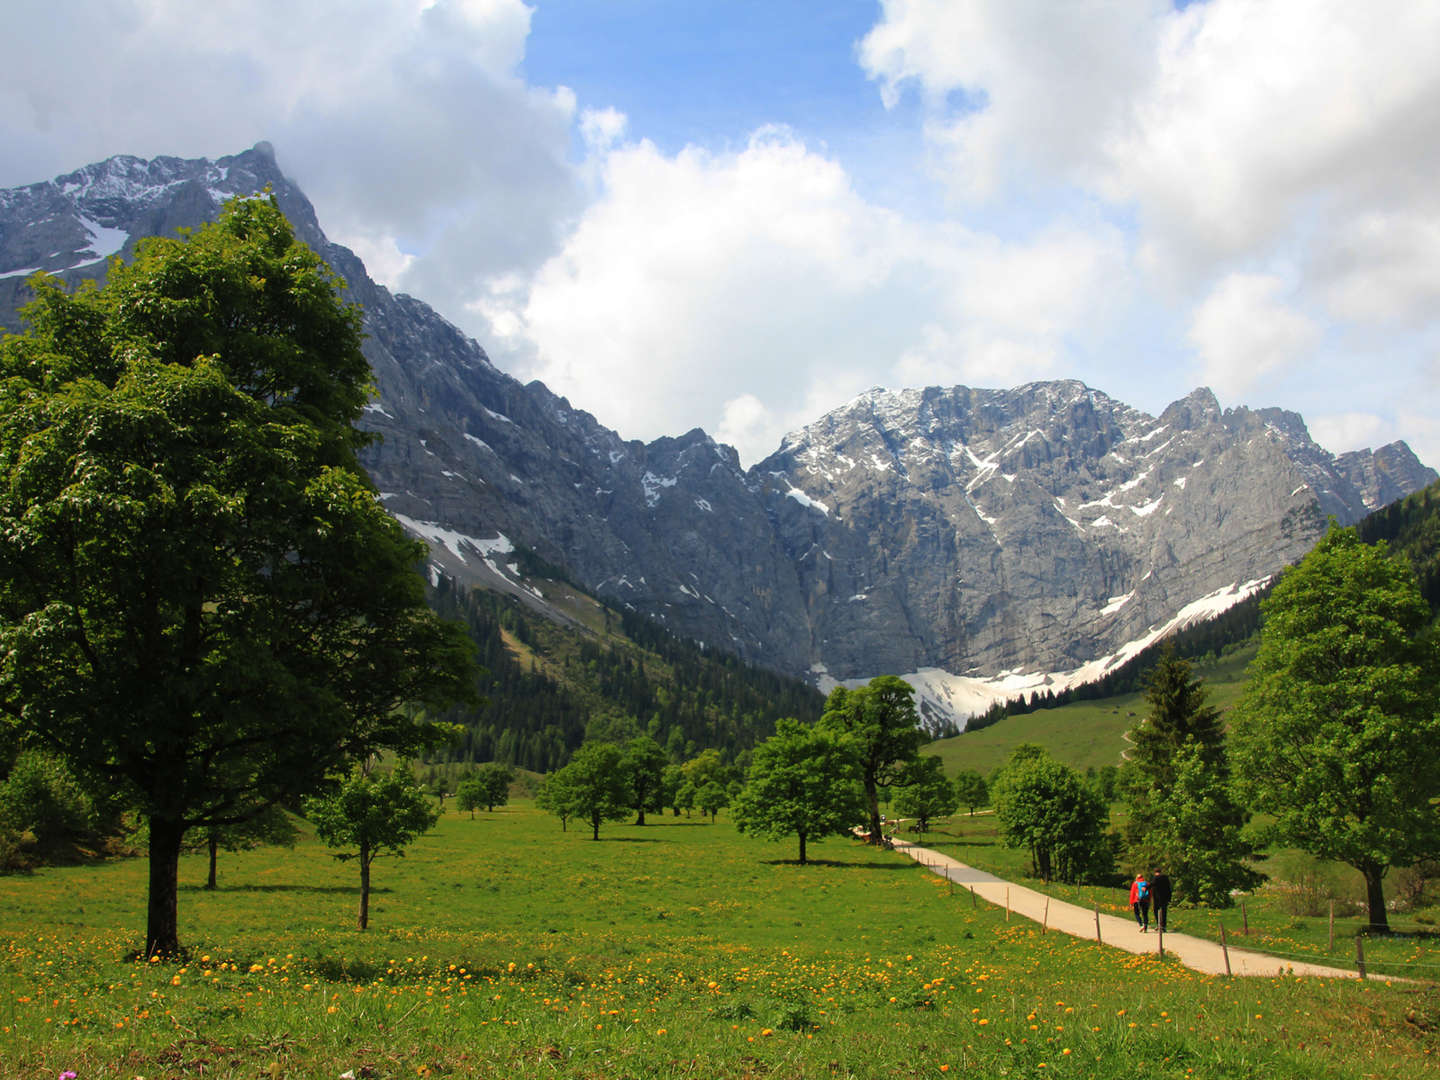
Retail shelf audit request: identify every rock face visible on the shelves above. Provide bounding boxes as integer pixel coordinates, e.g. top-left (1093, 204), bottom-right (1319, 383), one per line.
top-left (4, 148), bottom-right (1436, 708)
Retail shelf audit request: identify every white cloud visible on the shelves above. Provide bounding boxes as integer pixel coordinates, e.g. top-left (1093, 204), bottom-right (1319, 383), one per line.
top-left (0, 0), bottom-right (579, 308)
top-left (503, 129), bottom-right (1131, 465)
top-left (1186, 274), bottom-right (1319, 399)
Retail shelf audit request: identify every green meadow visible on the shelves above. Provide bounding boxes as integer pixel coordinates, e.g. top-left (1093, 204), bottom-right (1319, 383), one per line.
top-left (2, 802), bottom-right (1435, 1079)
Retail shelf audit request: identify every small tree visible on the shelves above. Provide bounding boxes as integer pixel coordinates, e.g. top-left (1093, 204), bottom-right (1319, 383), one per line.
top-left (696, 780), bottom-right (731, 822)
top-left (306, 767), bottom-right (439, 930)
top-left (1232, 526), bottom-right (1440, 932)
top-left (475, 762), bottom-right (515, 812)
top-left (544, 742), bottom-right (631, 840)
top-left (455, 775), bottom-right (485, 819)
top-left (891, 756), bottom-right (959, 833)
top-left (622, 736), bottom-right (667, 826)
top-left (992, 745), bottom-right (1112, 884)
top-left (818, 676), bottom-right (923, 843)
top-left (952, 769), bottom-right (990, 816)
top-left (733, 719), bottom-right (865, 864)
top-left (187, 804), bottom-right (298, 890)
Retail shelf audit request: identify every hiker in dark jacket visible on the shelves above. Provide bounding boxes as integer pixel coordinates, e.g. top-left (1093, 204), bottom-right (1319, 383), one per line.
top-left (1149, 870), bottom-right (1173, 932)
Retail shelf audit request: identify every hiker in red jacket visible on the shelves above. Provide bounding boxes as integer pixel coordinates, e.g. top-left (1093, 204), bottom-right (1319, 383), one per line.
top-left (1129, 872), bottom-right (1150, 932)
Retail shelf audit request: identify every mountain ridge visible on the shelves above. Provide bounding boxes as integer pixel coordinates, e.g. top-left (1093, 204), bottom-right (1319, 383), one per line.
top-left (3, 146), bottom-right (1434, 730)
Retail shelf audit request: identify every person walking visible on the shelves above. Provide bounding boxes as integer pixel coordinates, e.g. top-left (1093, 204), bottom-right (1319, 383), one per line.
top-left (1149, 869), bottom-right (1172, 932)
top-left (1129, 872), bottom-right (1150, 932)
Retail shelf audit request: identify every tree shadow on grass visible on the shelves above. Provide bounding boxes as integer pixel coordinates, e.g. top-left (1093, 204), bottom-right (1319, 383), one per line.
top-left (596, 836), bottom-right (667, 843)
top-left (180, 883), bottom-right (386, 895)
top-left (759, 858), bottom-right (921, 870)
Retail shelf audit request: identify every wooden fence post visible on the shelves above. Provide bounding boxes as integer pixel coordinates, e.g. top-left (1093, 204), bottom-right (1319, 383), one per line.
top-left (1157, 927), bottom-right (1164, 960)
top-left (1042, 897), bottom-right (1049, 934)
top-left (1355, 935), bottom-right (1367, 980)
top-left (970, 885), bottom-right (977, 909)
top-left (1006, 887), bottom-right (1010, 922)
top-left (1219, 924), bottom-right (1232, 976)
top-left (1241, 900), bottom-right (1249, 936)
top-left (1094, 904), bottom-right (1102, 944)
top-left (1328, 901), bottom-right (1334, 953)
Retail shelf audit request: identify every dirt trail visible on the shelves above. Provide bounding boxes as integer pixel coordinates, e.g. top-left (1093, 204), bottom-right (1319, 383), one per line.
top-left (889, 837), bottom-right (1363, 979)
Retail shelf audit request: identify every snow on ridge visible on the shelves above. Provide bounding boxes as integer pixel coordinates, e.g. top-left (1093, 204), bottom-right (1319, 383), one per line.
top-left (838, 576), bottom-right (1272, 731)
top-left (464, 432), bottom-right (493, 453)
top-left (0, 265), bottom-right (43, 280)
top-left (1100, 591), bottom-right (1134, 615)
top-left (786, 487), bottom-right (832, 516)
top-left (390, 513), bottom-right (513, 565)
top-left (483, 405), bottom-right (515, 425)
top-left (642, 471), bottom-right (678, 507)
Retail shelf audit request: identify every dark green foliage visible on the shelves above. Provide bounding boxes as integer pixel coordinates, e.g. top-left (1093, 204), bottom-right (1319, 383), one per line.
top-left (819, 676), bottom-right (923, 842)
top-left (733, 719), bottom-right (866, 864)
top-left (1356, 478), bottom-right (1440, 617)
top-left (622, 735), bottom-right (668, 825)
top-left (541, 742), bottom-right (632, 840)
top-left (307, 768), bottom-right (439, 930)
top-left (426, 578), bottom-right (823, 773)
top-left (0, 749), bottom-right (103, 868)
top-left (1120, 647), bottom-right (1260, 906)
top-left (992, 745), bottom-right (1114, 885)
top-left (891, 756), bottom-right (959, 833)
top-left (1232, 525), bottom-right (1440, 932)
top-left (0, 198), bottom-right (475, 956)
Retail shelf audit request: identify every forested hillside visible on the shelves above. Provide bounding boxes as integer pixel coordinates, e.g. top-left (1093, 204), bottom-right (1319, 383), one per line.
top-left (426, 576), bottom-right (824, 773)
top-left (1356, 478), bottom-right (1440, 615)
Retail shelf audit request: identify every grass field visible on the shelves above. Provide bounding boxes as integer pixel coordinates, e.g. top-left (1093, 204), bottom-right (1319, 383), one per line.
top-left (925, 646), bottom-right (1259, 778)
top-left (2, 801), bottom-right (1436, 1079)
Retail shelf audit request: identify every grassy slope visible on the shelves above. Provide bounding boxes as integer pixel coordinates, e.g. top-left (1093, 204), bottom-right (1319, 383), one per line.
top-left (2, 803), bottom-right (1435, 1079)
top-left (924, 645), bottom-right (1259, 778)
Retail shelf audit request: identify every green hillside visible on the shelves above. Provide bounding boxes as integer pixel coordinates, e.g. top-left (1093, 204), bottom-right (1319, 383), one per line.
top-left (924, 644), bottom-right (1258, 778)
top-left (426, 575), bottom-right (824, 774)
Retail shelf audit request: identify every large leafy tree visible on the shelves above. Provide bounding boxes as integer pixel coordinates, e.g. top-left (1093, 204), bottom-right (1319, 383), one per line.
top-left (992, 745), bottom-right (1113, 884)
top-left (732, 719), bottom-right (865, 864)
top-left (0, 198), bottom-right (475, 956)
top-left (621, 734), bottom-right (668, 825)
top-left (818, 676), bottom-right (923, 843)
top-left (307, 767), bottom-right (439, 930)
top-left (1231, 526), bottom-right (1440, 932)
top-left (543, 741), bottom-right (631, 840)
top-left (1120, 647), bottom-right (1260, 905)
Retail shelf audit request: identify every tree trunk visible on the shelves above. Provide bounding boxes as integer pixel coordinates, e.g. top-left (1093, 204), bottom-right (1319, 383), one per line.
top-left (357, 840), bottom-right (371, 931)
top-left (798, 830), bottom-right (808, 865)
top-left (205, 834), bottom-right (218, 890)
top-left (146, 815), bottom-right (185, 959)
top-left (591, 812), bottom-right (601, 840)
top-left (1361, 861), bottom-right (1390, 934)
top-left (865, 782), bottom-right (881, 843)
top-left (635, 805), bottom-right (646, 826)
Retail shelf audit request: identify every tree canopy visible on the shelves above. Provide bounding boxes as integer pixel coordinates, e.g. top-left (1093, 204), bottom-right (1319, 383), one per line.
top-left (992, 744), bottom-right (1113, 885)
top-left (542, 742), bottom-right (631, 840)
top-left (307, 767), bottom-right (439, 930)
top-left (1231, 525), bottom-right (1440, 931)
top-left (733, 719), bottom-right (865, 864)
top-left (818, 676), bottom-right (923, 842)
top-left (0, 198), bottom-right (476, 956)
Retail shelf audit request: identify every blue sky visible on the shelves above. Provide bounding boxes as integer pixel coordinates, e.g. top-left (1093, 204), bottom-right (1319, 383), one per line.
top-left (3, 0), bottom-right (1439, 469)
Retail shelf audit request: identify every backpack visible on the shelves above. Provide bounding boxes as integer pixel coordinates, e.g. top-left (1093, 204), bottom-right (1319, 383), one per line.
top-left (1137, 879), bottom-right (1149, 900)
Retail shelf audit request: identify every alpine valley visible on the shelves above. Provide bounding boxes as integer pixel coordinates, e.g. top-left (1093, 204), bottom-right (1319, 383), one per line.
top-left (3, 146), bottom-right (1434, 731)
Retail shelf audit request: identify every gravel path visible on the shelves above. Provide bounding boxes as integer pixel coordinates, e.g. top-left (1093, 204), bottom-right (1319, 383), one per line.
top-left (888, 836), bottom-right (1364, 979)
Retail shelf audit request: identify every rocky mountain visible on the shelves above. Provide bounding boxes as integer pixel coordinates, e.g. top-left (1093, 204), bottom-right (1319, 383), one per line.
top-left (3, 147), bottom-right (1435, 728)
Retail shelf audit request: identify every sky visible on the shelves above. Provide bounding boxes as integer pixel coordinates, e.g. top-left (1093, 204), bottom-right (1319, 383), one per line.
top-left (4, 0), bottom-right (1440, 469)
